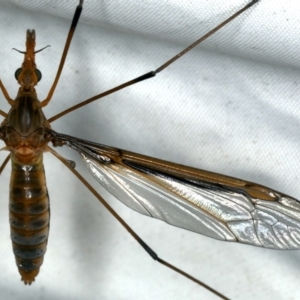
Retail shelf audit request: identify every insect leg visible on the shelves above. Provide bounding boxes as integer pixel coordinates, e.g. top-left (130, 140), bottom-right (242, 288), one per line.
top-left (0, 110), bottom-right (7, 118)
top-left (48, 0), bottom-right (260, 122)
top-left (0, 153), bottom-right (10, 174)
top-left (40, 0), bottom-right (83, 107)
top-left (49, 146), bottom-right (229, 300)
top-left (0, 79), bottom-right (13, 107)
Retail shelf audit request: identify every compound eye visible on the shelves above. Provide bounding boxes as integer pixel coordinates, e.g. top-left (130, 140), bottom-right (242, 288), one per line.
top-left (15, 68), bottom-right (22, 80)
top-left (35, 69), bottom-right (42, 82)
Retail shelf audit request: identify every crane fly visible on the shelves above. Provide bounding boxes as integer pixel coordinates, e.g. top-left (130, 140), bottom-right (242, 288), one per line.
top-left (2, 0), bottom-right (295, 298)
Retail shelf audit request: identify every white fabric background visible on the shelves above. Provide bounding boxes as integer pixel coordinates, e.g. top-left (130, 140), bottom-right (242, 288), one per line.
top-left (0, 0), bottom-right (299, 299)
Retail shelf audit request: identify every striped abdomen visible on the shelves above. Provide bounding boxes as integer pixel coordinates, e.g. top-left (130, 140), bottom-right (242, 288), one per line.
top-left (9, 154), bottom-right (50, 285)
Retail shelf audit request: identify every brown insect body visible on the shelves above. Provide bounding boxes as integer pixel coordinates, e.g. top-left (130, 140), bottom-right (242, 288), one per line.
top-left (1, 30), bottom-right (51, 284)
top-left (0, 2), bottom-right (263, 298)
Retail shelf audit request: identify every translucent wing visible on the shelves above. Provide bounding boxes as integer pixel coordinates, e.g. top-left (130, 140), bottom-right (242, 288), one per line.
top-left (52, 131), bottom-right (300, 250)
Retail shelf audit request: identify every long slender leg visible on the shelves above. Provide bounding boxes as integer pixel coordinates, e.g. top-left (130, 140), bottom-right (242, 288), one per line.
top-left (0, 79), bottom-right (13, 108)
top-left (0, 110), bottom-right (7, 118)
top-left (0, 153), bottom-right (10, 174)
top-left (49, 146), bottom-right (229, 300)
top-left (48, 0), bottom-right (259, 123)
top-left (40, 0), bottom-right (83, 107)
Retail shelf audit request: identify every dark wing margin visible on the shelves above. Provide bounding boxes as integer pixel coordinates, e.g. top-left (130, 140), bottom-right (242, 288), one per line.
top-left (50, 130), bottom-right (300, 249)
